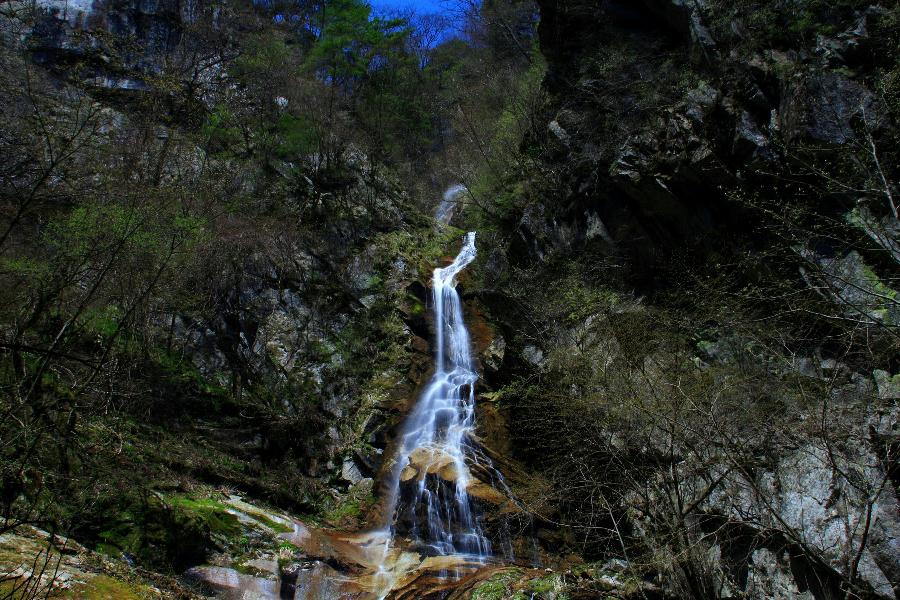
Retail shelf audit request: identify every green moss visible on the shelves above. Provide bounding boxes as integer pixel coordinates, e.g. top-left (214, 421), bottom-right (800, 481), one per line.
top-left (65, 575), bottom-right (147, 600)
top-left (275, 539), bottom-right (302, 569)
top-left (860, 263), bottom-right (898, 301)
top-left (243, 509), bottom-right (293, 534)
top-left (373, 226), bottom-right (466, 275)
top-left (471, 569), bottom-right (524, 600)
top-left (405, 292), bottom-right (425, 315)
top-left (0, 581), bottom-right (18, 596)
top-left (365, 274), bottom-right (384, 289)
top-left (95, 542), bottom-right (124, 558)
top-left (696, 340), bottom-right (716, 355)
top-left (528, 573), bottom-right (563, 593)
top-left (90, 492), bottom-right (243, 572)
top-left (167, 495), bottom-right (242, 539)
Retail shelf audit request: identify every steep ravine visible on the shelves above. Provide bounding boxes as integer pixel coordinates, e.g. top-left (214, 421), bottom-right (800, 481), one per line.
top-left (1, 0), bottom-right (898, 598)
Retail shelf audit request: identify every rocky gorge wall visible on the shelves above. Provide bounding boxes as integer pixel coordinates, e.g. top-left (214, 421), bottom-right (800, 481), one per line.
top-left (460, 0), bottom-right (900, 598)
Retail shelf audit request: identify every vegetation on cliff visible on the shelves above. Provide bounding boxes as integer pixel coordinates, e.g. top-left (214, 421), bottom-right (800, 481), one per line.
top-left (1, 0), bottom-right (898, 598)
top-left (0, 0), bottom-right (537, 593)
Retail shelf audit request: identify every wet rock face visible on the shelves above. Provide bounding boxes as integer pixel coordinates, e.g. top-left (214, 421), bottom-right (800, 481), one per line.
top-left (390, 442), bottom-right (524, 558)
top-left (397, 447), bottom-right (508, 508)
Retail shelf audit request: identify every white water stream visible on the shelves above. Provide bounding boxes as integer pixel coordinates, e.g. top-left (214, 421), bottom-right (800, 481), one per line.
top-left (363, 190), bottom-right (498, 596)
top-left (382, 230), bottom-right (490, 557)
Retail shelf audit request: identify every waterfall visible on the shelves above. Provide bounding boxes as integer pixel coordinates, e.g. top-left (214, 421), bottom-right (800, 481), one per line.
top-left (435, 184), bottom-right (466, 225)
top-left (360, 190), bottom-right (527, 598)
top-left (378, 230), bottom-right (491, 559)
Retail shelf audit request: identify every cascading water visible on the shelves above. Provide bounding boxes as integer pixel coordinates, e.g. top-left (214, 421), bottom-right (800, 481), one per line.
top-left (372, 229), bottom-right (494, 561)
top-left (362, 189), bottom-right (522, 598)
top-left (381, 230), bottom-right (491, 558)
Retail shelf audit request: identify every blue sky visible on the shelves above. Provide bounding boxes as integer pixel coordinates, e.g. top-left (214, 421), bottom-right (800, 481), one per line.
top-left (370, 0), bottom-right (462, 43)
top-left (369, 0), bottom-right (451, 17)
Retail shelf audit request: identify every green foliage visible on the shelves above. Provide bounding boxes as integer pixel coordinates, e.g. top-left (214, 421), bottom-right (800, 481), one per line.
top-left (152, 348), bottom-right (230, 401)
top-left (203, 104), bottom-right (243, 152)
top-left (554, 269), bottom-right (623, 325)
top-left (373, 226), bottom-right (466, 276)
top-left (44, 199), bottom-right (206, 271)
top-left (463, 57), bottom-right (547, 227)
top-left (318, 492), bottom-right (376, 525)
top-left (275, 113), bottom-right (319, 157)
top-left (304, 0), bottom-right (407, 85)
top-left (231, 35), bottom-right (292, 82)
top-left (82, 305), bottom-right (123, 337)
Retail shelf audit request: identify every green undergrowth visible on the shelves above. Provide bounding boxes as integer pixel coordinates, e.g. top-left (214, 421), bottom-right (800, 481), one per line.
top-left (151, 348), bottom-right (233, 409)
top-left (374, 225), bottom-right (466, 271)
top-left (57, 405), bottom-right (321, 572)
top-left (470, 569), bottom-right (576, 600)
top-left (705, 0), bottom-right (874, 51)
top-left (87, 486), bottom-right (308, 573)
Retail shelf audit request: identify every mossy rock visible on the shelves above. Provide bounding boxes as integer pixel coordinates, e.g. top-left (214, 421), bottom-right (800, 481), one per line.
top-left (471, 569), bottom-right (527, 600)
top-left (240, 507), bottom-right (293, 534)
top-left (527, 572), bottom-right (565, 594)
top-left (91, 492), bottom-right (241, 572)
top-left (166, 495), bottom-right (242, 538)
